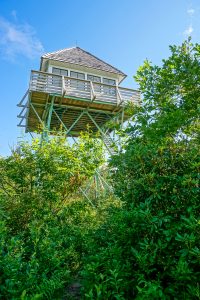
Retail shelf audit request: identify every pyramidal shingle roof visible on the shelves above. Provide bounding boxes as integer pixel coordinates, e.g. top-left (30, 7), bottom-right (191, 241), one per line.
top-left (41, 46), bottom-right (126, 77)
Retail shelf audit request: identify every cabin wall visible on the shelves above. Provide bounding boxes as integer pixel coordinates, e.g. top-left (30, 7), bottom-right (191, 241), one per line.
top-left (47, 62), bottom-right (120, 85)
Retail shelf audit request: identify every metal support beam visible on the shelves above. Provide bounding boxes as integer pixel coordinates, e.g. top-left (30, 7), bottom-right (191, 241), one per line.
top-left (41, 96), bottom-right (55, 142)
top-left (31, 101), bottom-right (117, 116)
top-left (30, 103), bottom-right (43, 125)
top-left (85, 111), bottom-right (117, 155)
top-left (121, 107), bottom-right (124, 129)
top-left (52, 109), bottom-right (77, 143)
top-left (17, 106), bottom-right (26, 118)
top-left (41, 94), bottom-right (50, 121)
top-left (17, 118), bottom-right (26, 127)
top-left (86, 111), bottom-right (107, 136)
top-left (46, 97), bottom-right (55, 131)
top-left (80, 168), bottom-right (113, 200)
top-left (95, 169), bottom-right (113, 192)
top-left (17, 89), bottom-right (29, 107)
top-left (28, 130), bottom-right (34, 139)
top-left (78, 186), bottom-right (95, 207)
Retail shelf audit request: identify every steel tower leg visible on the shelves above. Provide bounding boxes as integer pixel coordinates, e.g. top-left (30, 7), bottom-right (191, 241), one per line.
top-left (41, 96), bottom-right (55, 143)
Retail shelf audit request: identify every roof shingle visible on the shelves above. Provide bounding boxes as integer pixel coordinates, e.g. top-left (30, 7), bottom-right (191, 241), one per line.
top-left (42, 47), bottom-right (126, 77)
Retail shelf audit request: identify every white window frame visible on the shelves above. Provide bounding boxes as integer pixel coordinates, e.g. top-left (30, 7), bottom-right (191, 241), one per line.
top-left (49, 64), bottom-right (118, 86)
top-left (70, 70), bottom-right (85, 80)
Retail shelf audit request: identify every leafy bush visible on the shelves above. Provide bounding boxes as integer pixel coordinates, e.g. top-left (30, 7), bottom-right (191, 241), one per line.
top-left (0, 133), bottom-right (104, 299)
top-left (81, 40), bottom-right (200, 299)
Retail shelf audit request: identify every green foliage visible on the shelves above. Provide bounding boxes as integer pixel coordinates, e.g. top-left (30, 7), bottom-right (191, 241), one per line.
top-left (0, 133), bottom-right (105, 299)
top-left (81, 40), bottom-right (200, 299)
top-left (0, 132), bottom-right (103, 233)
top-left (1, 40), bottom-right (200, 299)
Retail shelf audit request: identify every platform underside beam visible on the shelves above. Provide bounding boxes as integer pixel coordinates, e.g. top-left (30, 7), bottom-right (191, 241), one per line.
top-left (21, 91), bottom-right (127, 136)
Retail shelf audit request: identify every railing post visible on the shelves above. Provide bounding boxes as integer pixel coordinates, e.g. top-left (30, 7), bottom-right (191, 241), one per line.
top-left (62, 75), bottom-right (66, 97)
top-left (116, 85), bottom-right (123, 106)
top-left (90, 81), bottom-right (96, 101)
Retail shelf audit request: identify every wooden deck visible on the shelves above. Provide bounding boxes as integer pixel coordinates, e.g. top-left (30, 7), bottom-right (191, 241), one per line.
top-left (18, 70), bottom-right (140, 135)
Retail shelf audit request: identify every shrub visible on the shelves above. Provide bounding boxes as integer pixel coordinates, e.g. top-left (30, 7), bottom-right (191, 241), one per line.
top-left (0, 133), bottom-right (104, 299)
top-left (82, 40), bottom-right (200, 299)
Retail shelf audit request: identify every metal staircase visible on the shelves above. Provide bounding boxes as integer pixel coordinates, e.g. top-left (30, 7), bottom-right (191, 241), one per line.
top-left (102, 134), bottom-right (118, 155)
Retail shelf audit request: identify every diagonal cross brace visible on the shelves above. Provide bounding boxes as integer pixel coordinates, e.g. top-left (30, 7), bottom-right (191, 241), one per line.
top-left (52, 109), bottom-right (77, 143)
top-left (17, 89), bottom-right (29, 107)
top-left (85, 111), bottom-right (118, 155)
top-left (30, 103), bottom-right (44, 125)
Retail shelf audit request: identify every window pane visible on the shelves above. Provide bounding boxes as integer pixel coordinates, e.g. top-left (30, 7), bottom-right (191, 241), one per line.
top-left (77, 73), bottom-right (85, 79)
top-left (52, 67), bottom-right (60, 75)
top-left (87, 75), bottom-right (93, 81)
top-left (52, 67), bottom-right (68, 77)
top-left (102, 78), bottom-right (107, 84)
top-left (70, 71), bottom-right (78, 78)
top-left (87, 74), bottom-right (101, 82)
top-left (94, 76), bottom-right (101, 82)
top-left (70, 71), bottom-right (85, 79)
top-left (103, 78), bottom-right (108, 84)
top-left (60, 69), bottom-right (68, 76)
top-left (103, 78), bottom-right (116, 85)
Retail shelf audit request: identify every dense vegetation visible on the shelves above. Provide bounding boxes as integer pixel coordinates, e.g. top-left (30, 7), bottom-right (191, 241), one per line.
top-left (0, 133), bottom-right (106, 299)
top-left (82, 40), bottom-right (200, 299)
top-left (0, 40), bottom-right (199, 299)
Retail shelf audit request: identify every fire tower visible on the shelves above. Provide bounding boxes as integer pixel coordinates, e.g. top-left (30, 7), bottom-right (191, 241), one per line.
top-left (17, 47), bottom-right (140, 199)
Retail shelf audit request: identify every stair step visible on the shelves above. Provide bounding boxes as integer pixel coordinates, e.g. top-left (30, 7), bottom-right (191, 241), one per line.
top-left (102, 135), bottom-right (118, 155)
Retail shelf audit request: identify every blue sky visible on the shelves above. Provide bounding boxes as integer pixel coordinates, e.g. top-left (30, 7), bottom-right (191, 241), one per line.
top-left (0, 0), bottom-right (199, 156)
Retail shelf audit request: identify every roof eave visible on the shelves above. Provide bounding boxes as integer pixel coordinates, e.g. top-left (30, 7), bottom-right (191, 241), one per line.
top-left (46, 57), bottom-right (126, 76)
top-left (118, 74), bottom-right (127, 84)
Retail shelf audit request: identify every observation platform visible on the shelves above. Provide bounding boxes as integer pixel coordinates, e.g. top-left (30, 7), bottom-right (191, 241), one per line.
top-left (18, 70), bottom-right (140, 136)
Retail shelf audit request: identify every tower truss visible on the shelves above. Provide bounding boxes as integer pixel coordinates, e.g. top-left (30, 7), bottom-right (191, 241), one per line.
top-left (17, 70), bottom-right (140, 201)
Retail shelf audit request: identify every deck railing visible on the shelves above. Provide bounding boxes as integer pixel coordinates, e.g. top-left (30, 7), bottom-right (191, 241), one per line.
top-left (30, 70), bottom-right (140, 106)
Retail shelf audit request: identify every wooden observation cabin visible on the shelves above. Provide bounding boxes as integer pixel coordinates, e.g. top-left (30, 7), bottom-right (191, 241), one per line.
top-left (18, 47), bottom-right (140, 154)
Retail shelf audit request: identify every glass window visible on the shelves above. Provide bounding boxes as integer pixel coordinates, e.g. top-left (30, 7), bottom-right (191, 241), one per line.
top-left (103, 78), bottom-right (116, 85)
top-left (102, 78), bottom-right (116, 96)
top-left (87, 75), bottom-right (101, 93)
top-left (70, 71), bottom-right (85, 80)
top-left (60, 69), bottom-right (68, 76)
top-left (87, 74), bottom-right (101, 83)
top-left (52, 67), bottom-right (60, 75)
top-left (70, 71), bottom-right (86, 91)
top-left (52, 67), bottom-right (68, 76)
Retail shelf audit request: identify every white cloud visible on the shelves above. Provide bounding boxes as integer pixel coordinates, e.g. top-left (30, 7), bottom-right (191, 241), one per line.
top-left (0, 16), bottom-right (44, 61)
top-left (187, 8), bottom-right (195, 16)
top-left (184, 24), bottom-right (194, 36)
top-left (183, 7), bottom-right (195, 37)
